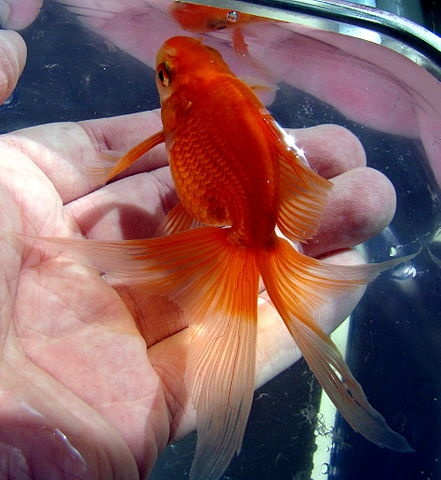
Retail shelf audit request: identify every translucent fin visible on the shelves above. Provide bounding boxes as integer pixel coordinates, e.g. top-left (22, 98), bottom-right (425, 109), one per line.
top-left (18, 227), bottom-right (260, 479)
top-left (15, 228), bottom-right (224, 292)
top-left (232, 27), bottom-right (248, 57)
top-left (269, 121), bottom-right (333, 243)
top-left (184, 240), bottom-right (259, 480)
top-left (241, 76), bottom-right (279, 105)
top-left (86, 151), bottom-right (122, 186)
top-left (276, 147), bottom-right (332, 243)
top-left (89, 130), bottom-right (165, 184)
top-left (155, 202), bottom-right (200, 236)
top-left (258, 237), bottom-right (414, 452)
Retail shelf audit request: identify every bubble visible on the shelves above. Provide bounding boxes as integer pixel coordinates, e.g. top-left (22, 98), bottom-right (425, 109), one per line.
top-left (226, 11), bottom-right (239, 23)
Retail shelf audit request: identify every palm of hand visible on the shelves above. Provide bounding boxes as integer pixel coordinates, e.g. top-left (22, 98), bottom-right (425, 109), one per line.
top-left (0, 115), bottom-right (183, 478)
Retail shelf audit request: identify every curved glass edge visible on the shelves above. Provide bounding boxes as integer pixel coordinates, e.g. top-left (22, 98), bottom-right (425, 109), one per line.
top-left (188, 0), bottom-right (441, 79)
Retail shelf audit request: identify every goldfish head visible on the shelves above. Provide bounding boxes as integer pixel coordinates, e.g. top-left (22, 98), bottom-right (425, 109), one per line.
top-left (155, 36), bottom-right (231, 103)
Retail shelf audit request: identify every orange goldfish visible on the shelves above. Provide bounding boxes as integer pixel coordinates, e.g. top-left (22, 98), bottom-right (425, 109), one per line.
top-left (35, 36), bottom-right (413, 479)
top-left (170, 1), bottom-right (264, 57)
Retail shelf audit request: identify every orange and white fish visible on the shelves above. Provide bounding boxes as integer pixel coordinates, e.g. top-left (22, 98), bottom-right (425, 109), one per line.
top-left (170, 1), bottom-right (265, 57)
top-left (35, 36), bottom-right (413, 479)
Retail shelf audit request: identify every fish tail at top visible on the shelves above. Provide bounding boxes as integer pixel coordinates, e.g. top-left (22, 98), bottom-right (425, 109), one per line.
top-left (257, 235), bottom-right (414, 452)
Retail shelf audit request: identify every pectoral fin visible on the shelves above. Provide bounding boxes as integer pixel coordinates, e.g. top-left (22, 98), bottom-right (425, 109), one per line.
top-left (89, 130), bottom-right (165, 184)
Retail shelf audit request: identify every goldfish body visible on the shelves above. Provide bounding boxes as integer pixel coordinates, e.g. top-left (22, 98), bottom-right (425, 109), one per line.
top-left (40, 36), bottom-right (413, 479)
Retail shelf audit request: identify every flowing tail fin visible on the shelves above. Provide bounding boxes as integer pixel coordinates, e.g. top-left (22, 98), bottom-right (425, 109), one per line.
top-left (258, 236), bottom-right (414, 452)
top-left (15, 228), bottom-right (415, 473)
top-left (184, 231), bottom-right (259, 480)
top-left (16, 228), bottom-right (260, 480)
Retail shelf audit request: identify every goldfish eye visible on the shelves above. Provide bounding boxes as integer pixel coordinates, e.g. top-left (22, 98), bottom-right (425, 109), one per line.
top-left (157, 63), bottom-right (171, 87)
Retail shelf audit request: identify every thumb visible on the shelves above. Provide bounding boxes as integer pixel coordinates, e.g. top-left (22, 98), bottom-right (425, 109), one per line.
top-left (0, 30), bottom-right (26, 105)
top-left (0, 0), bottom-right (43, 30)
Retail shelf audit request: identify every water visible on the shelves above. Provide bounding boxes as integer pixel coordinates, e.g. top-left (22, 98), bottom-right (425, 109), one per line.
top-left (0, 1), bottom-right (440, 479)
